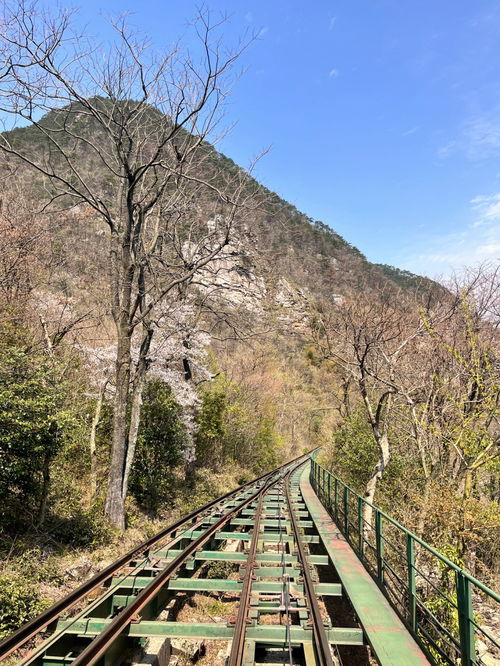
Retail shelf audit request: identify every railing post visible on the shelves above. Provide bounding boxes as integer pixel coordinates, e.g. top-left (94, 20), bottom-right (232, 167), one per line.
top-left (322, 467), bottom-right (326, 498)
top-left (457, 572), bottom-right (476, 666)
top-left (334, 477), bottom-right (339, 523)
top-left (343, 485), bottom-right (349, 537)
top-left (327, 472), bottom-right (331, 513)
top-left (406, 533), bottom-right (417, 633)
top-left (375, 510), bottom-right (384, 583)
top-left (357, 495), bottom-right (363, 557)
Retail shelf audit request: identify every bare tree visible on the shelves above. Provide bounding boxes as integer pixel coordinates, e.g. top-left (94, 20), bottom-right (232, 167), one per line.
top-left (313, 283), bottom-right (452, 527)
top-left (0, 1), bottom-right (254, 527)
top-left (312, 290), bottom-right (410, 527)
top-left (313, 268), bottom-right (499, 570)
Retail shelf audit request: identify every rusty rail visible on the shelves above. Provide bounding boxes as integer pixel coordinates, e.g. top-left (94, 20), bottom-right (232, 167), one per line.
top-left (227, 481), bottom-right (271, 665)
top-left (285, 464), bottom-right (334, 666)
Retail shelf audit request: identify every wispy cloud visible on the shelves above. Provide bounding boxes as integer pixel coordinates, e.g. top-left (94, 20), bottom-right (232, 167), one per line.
top-left (328, 68), bottom-right (339, 79)
top-left (402, 193), bottom-right (500, 277)
top-left (401, 126), bottom-right (420, 137)
top-left (463, 115), bottom-right (500, 159)
top-left (329, 16), bottom-right (337, 31)
top-left (439, 110), bottom-right (500, 161)
top-left (437, 140), bottom-right (457, 159)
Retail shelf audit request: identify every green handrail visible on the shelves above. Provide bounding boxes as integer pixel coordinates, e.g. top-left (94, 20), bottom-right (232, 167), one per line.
top-left (309, 454), bottom-right (499, 666)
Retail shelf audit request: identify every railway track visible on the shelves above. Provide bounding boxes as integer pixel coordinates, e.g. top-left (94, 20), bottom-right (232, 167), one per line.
top-left (0, 470), bottom-right (278, 661)
top-left (0, 453), bottom-right (435, 666)
top-left (0, 452), bottom-right (345, 666)
top-left (226, 464), bottom-right (335, 666)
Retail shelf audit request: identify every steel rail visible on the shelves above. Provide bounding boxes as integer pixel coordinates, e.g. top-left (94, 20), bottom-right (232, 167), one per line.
top-left (226, 487), bottom-right (266, 665)
top-left (227, 462), bottom-right (306, 666)
top-left (279, 479), bottom-right (294, 666)
top-left (71, 462), bottom-right (305, 665)
top-left (285, 465), bottom-right (334, 666)
top-left (0, 451), bottom-right (312, 663)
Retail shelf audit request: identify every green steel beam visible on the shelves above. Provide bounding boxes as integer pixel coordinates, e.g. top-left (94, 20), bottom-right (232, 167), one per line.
top-left (108, 576), bottom-right (342, 596)
top-left (228, 518), bottom-right (313, 528)
top-left (256, 553), bottom-right (328, 565)
top-left (111, 576), bottom-right (342, 597)
top-left (151, 550), bottom-right (328, 565)
top-left (54, 620), bottom-right (363, 645)
top-left (176, 530), bottom-right (319, 543)
top-left (252, 566), bottom-right (301, 577)
top-left (241, 509), bottom-right (309, 517)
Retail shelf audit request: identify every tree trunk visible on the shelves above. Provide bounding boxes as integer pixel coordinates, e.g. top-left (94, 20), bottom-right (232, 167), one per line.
top-left (121, 311), bottom-right (154, 498)
top-left (36, 451), bottom-right (51, 527)
top-left (184, 431), bottom-right (196, 486)
top-left (105, 329), bottom-right (131, 529)
top-left (121, 369), bottom-right (147, 499)
top-left (121, 377), bottom-right (144, 500)
top-left (89, 380), bottom-right (107, 503)
top-left (362, 432), bottom-right (390, 532)
top-left (105, 219), bottom-right (136, 529)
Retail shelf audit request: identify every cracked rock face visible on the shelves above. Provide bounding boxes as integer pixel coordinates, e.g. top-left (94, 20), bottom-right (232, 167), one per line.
top-left (199, 225), bottom-right (314, 324)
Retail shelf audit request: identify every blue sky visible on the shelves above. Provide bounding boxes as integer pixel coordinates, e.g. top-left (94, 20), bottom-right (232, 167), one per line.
top-left (72, 2), bottom-right (500, 277)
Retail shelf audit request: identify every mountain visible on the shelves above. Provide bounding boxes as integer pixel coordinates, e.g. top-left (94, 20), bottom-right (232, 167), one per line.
top-left (0, 102), bottom-right (443, 466)
top-left (205, 148), bottom-right (439, 299)
top-left (0, 102), bottom-right (437, 307)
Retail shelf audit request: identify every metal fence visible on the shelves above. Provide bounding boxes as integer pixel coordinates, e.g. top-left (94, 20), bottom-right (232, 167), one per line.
top-left (310, 456), bottom-right (499, 666)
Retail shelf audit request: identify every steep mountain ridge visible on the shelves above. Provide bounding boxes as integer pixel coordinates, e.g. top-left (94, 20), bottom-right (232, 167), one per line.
top-left (0, 101), bottom-right (437, 315)
top-left (209, 147), bottom-right (439, 300)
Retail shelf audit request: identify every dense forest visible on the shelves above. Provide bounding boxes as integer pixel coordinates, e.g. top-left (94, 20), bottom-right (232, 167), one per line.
top-left (0, 1), bottom-right (497, 646)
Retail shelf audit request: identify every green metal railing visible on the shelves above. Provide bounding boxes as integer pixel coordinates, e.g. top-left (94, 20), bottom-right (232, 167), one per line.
top-left (310, 456), bottom-right (499, 666)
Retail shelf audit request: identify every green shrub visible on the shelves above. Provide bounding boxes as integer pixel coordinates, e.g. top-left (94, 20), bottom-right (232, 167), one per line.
top-left (0, 333), bottom-right (77, 530)
top-left (195, 382), bottom-right (281, 475)
top-left (14, 548), bottom-right (63, 584)
top-left (325, 413), bottom-right (379, 493)
top-left (205, 561), bottom-right (234, 579)
top-left (46, 508), bottom-right (115, 548)
top-left (195, 390), bottom-right (226, 470)
top-left (0, 575), bottom-right (49, 640)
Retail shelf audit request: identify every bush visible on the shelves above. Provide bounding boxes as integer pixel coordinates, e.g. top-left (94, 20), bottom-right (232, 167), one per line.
top-left (325, 413), bottom-right (379, 493)
top-left (14, 547), bottom-right (63, 584)
top-left (195, 390), bottom-right (226, 470)
top-left (0, 333), bottom-right (77, 530)
top-left (195, 381), bottom-right (281, 475)
top-left (177, 467), bottom-right (241, 515)
top-left (0, 575), bottom-right (49, 640)
top-left (45, 508), bottom-right (115, 548)
top-left (0, 546), bottom-right (66, 639)
top-left (205, 561), bottom-right (234, 579)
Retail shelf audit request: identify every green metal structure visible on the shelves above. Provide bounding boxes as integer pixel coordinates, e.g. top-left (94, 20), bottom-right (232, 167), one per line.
top-left (310, 455), bottom-right (500, 666)
top-left (0, 451), bottom-right (497, 666)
